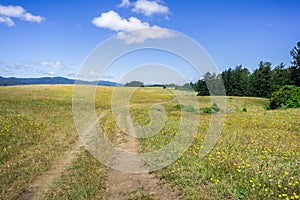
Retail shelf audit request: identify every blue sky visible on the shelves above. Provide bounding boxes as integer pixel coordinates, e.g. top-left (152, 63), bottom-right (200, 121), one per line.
top-left (0, 0), bottom-right (300, 83)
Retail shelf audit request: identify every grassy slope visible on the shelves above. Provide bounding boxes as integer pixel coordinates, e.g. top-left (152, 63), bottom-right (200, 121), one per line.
top-left (0, 85), bottom-right (78, 199)
top-left (139, 96), bottom-right (300, 200)
top-left (0, 86), bottom-right (174, 199)
top-left (0, 85), bottom-right (113, 199)
top-left (42, 150), bottom-right (106, 200)
top-left (0, 85), bottom-right (299, 200)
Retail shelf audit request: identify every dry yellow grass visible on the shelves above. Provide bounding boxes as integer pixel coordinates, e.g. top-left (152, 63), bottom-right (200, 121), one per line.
top-left (1, 85), bottom-right (299, 200)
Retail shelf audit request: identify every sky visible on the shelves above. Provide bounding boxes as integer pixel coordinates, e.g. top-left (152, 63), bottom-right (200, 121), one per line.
top-left (0, 0), bottom-right (300, 84)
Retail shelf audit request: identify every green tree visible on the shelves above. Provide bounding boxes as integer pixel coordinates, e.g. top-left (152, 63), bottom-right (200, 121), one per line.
top-left (224, 65), bottom-right (251, 96)
top-left (250, 61), bottom-right (272, 98)
top-left (194, 72), bottom-right (225, 96)
top-left (269, 85), bottom-right (300, 109)
top-left (271, 63), bottom-right (290, 92)
top-left (221, 68), bottom-right (234, 96)
top-left (221, 66), bottom-right (251, 96)
top-left (289, 41), bottom-right (300, 86)
top-left (194, 79), bottom-right (209, 96)
top-left (124, 81), bottom-right (144, 87)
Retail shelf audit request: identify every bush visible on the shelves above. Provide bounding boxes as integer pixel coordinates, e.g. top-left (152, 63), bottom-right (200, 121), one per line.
top-left (286, 95), bottom-right (300, 108)
top-left (211, 103), bottom-right (221, 112)
top-left (173, 104), bottom-right (197, 113)
top-left (201, 103), bottom-right (221, 114)
top-left (264, 105), bottom-right (270, 110)
top-left (269, 85), bottom-right (300, 109)
top-left (202, 107), bottom-right (212, 114)
top-left (183, 105), bottom-right (197, 113)
top-left (174, 104), bottom-right (182, 110)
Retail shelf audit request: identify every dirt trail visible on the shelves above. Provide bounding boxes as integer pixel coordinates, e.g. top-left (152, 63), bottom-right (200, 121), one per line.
top-left (105, 116), bottom-right (182, 200)
top-left (19, 113), bottom-right (105, 200)
top-left (19, 139), bottom-right (83, 200)
top-left (19, 110), bottom-right (181, 200)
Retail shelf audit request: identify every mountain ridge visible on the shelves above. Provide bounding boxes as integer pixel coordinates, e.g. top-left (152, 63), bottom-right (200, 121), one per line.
top-left (0, 76), bottom-right (120, 86)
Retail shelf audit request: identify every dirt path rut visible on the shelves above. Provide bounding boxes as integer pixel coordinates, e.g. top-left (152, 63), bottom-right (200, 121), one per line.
top-left (20, 111), bottom-right (181, 200)
top-left (105, 116), bottom-right (181, 200)
top-left (19, 139), bottom-right (83, 200)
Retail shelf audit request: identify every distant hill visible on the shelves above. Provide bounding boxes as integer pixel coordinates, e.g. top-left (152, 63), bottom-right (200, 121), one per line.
top-left (0, 76), bottom-right (120, 86)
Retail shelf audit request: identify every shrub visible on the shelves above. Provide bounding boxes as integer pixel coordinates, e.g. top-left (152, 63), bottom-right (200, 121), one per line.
top-left (174, 104), bottom-right (182, 110)
top-left (202, 107), bottom-right (212, 114)
top-left (183, 105), bottom-right (197, 113)
top-left (211, 103), bottom-right (221, 112)
top-left (173, 104), bottom-right (197, 113)
top-left (269, 85), bottom-right (300, 109)
top-left (201, 103), bottom-right (221, 114)
top-left (286, 95), bottom-right (300, 108)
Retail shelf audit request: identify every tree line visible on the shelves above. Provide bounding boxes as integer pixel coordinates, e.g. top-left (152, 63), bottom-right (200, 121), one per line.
top-left (191, 41), bottom-right (300, 98)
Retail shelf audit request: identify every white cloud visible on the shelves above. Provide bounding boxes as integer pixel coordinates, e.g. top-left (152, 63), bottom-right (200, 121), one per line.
top-left (132, 0), bottom-right (169, 16)
top-left (118, 0), bottom-right (131, 8)
top-left (87, 70), bottom-right (114, 79)
top-left (92, 10), bottom-right (150, 32)
top-left (0, 4), bottom-right (44, 26)
top-left (117, 27), bottom-right (174, 44)
top-left (89, 70), bottom-right (99, 77)
top-left (0, 5), bottom-right (24, 17)
top-left (0, 16), bottom-right (14, 26)
top-left (92, 10), bottom-right (174, 43)
top-left (48, 71), bottom-right (55, 75)
top-left (22, 12), bottom-right (43, 22)
top-left (40, 61), bottom-right (64, 68)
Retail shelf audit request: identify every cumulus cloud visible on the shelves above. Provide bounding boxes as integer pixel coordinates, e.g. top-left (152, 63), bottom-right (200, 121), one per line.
top-left (0, 5), bottom-right (24, 17)
top-left (92, 10), bottom-right (174, 43)
top-left (39, 61), bottom-right (64, 68)
top-left (0, 16), bottom-right (14, 26)
top-left (92, 10), bottom-right (150, 32)
top-left (132, 0), bottom-right (169, 16)
top-left (23, 12), bottom-right (43, 22)
top-left (0, 4), bottom-right (44, 26)
top-left (118, 0), bottom-right (131, 8)
top-left (117, 27), bottom-right (174, 44)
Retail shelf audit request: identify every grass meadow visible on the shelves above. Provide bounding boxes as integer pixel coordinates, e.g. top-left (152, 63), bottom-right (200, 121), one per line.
top-left (0, 85), bottom-right (299, 199)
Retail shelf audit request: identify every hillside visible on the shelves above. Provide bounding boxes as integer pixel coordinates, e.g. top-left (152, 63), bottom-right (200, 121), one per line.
top-left (1, 85), bottom-right (299, 199)
top-left (0, 76), bottom-right (120, 86)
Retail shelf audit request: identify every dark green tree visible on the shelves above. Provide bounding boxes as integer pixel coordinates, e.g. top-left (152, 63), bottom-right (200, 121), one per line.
top-left (221, 68), bottom-right (234, 95)
top-left (124, 81), bottom-right (144, 87)
top-left (222, 65), bottom-right (250, 96)
top-left (289, 41), bottom-right (300, 86)
top-left (194, 79), bottom-right (209, 96)
top-left (250, 61), bottom-right (272, 98)
top-left (269, 85), bottom-right (300, 109)
top-left (271, 63), bottom-right (290, 92)
top-left (195, 72), bottom-right (225, 96)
